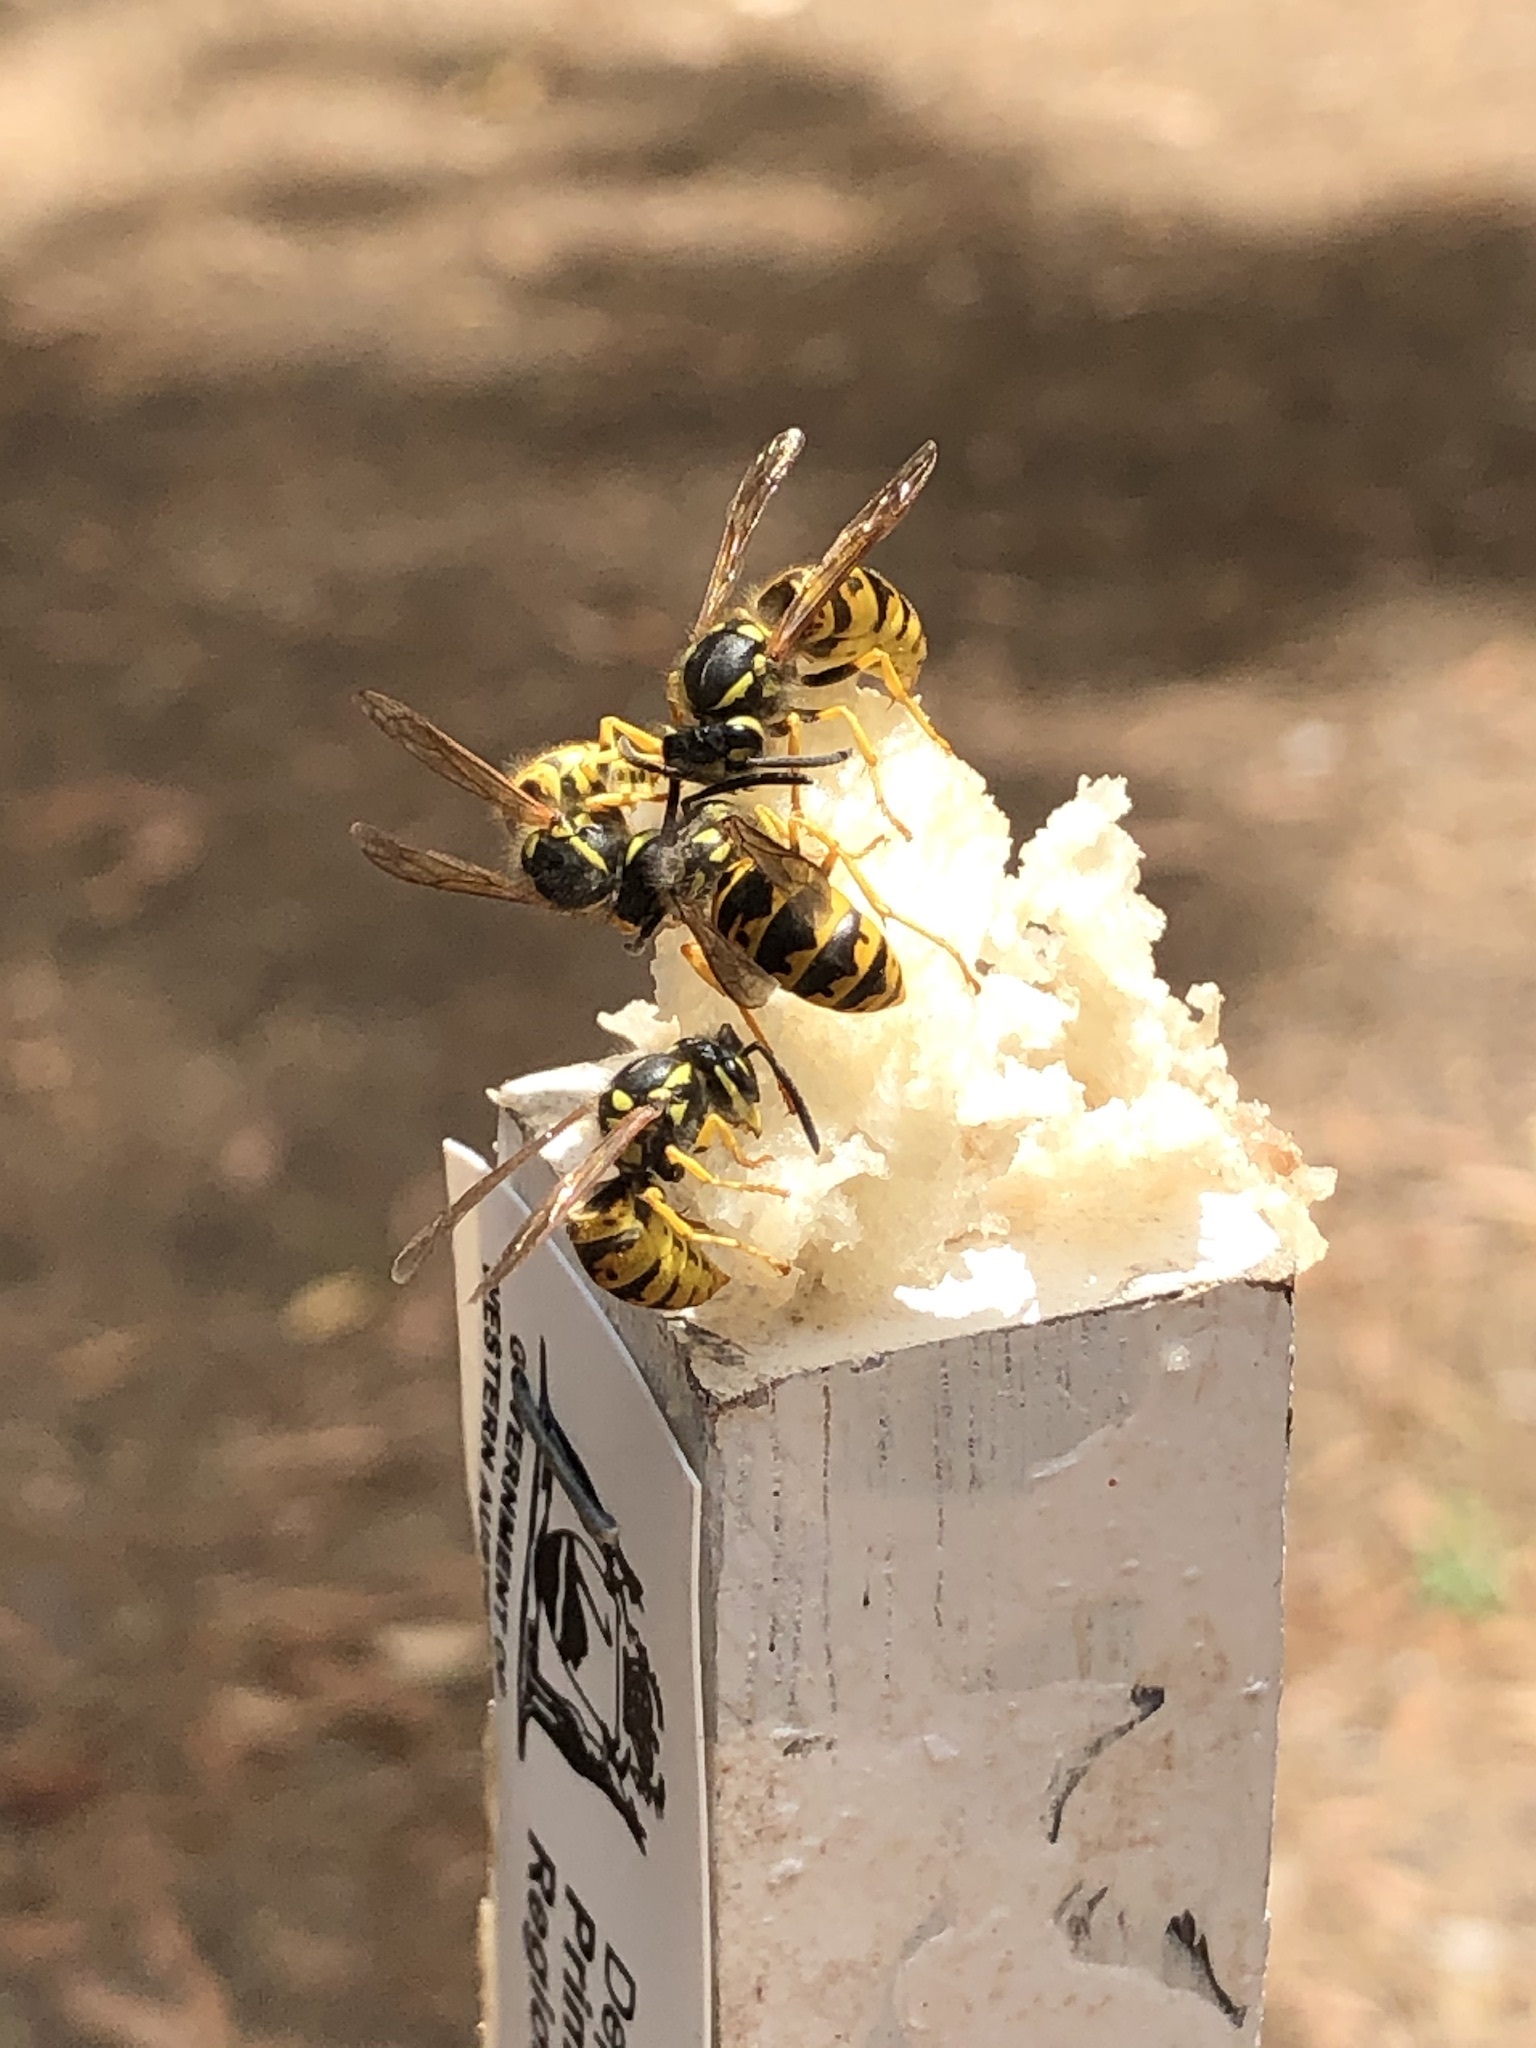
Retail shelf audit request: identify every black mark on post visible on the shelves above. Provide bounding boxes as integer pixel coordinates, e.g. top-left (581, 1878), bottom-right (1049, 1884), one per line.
top-left (1053, 1881), bottom-right (1110, 1955)
top-left (1164, 1911), bottom-right (1248, 2028)
top-left (1044, 1681), bottom-right (1166, 1843)
top-left (779, 1730), bottom-right (834, 1757)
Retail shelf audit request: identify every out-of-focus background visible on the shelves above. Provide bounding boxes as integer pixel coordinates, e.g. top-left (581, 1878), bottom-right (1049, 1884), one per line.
top-left (2, 1), bottom-right (1535, 2042)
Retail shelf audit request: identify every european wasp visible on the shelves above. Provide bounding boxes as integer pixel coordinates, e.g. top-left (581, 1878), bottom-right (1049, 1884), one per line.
top-left (617, 787), bottom-right (908, 1015)
top-left (351, 689), bottom-right (664, 916)
top-left (659, 429), bottom-right (952, 839)
top-left (394, 1026), bottom-right (815, 1312)
top-left (349, 690), bottom-right (912, 1018)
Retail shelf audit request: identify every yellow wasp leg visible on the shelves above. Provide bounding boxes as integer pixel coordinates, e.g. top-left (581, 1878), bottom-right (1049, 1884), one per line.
top-left (771, 820), bottom-right (980, 993)
top-left (840, 846), bottom-right (980, 992)
top-left (852, 646), bottom-right (954, 756)
top-left (581, 786), bottom-right (660, 813)
top-left (695, 1111), bottom-right (770, 1170)
top-left (664, 1145), bottom-right (786, 1198)
top-left (641, 1187), bottom-right (793, 1276)
top-left (567, 719), bottom-right (668, 810)
top-left (595, 717), bottom-right (664, 760)
top-left (678, 939), bottom-right (764, 1044)
top-left (756, 805), bottom-right (887, 869)
top-left (790, 705), bottom-right (912, 840)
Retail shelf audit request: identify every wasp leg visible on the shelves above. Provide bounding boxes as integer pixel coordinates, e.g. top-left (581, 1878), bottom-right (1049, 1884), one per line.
top-left (786, 830), bottom-right (981, 993)
top-left (757, 805), bottom-right (888, 870)
top-left (851, 646), bottom-right (954, 756)
top-left (572, 720), bottom-right (669, 810)
top-left (694, 1111), bottom-right (771, 1171)
top-left (595, 717), bottom-right (664, 760)
top-left (679, 942), bottom-right (786, 1056)
top-left (581, 785), bottom-right (662, 813)
top-left (788, 705), bottom-right (912, 840)
top-left (846, 859), bottom-right (980, 990)
top-left (664, 1145), bottom-right (786, 1198)
top-left (641, 1187), bottom-right (793, 1276)
top-left (679, 939), bottom-right (762, 1035)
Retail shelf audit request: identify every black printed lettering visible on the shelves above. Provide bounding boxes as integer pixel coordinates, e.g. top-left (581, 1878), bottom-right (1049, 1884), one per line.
top-left (527, 1832), bottom-right (557, 1904)
top-left (564, 1886), bottom-right (596, 1961)
top-left (604, 1947), bottom-right (637, 2020)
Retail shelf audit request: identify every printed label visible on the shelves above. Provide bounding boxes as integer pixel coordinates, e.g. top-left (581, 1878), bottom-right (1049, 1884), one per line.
top-left (443, 1140), bottom-right (710, 2048)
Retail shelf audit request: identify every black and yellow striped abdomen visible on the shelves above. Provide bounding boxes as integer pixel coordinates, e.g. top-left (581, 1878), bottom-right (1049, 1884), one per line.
top-left (759, 565), bottom-right (926, 690)
top-left (568, 1182), bottom-right (728, 1310)
top-left (514, 742), bottom-right (657, 815)
top-left (711, 851), bottom-right (904, 1013)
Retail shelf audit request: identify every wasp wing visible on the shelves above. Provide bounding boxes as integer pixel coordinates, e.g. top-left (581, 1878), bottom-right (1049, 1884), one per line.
top-left (691, 427), bottom-right (806, 639)
top-left (676, 899), bottom-right (780, 1010)
top-left (763, 440), bottom-right (937, 661)
top-left (391, 1103), bottom-right (592, 1285)
top-left (470, 1104), bottom-right (663, 1302)
top-left (716, 809), bottom-right (843, 903)
top-left (351, 822), bottom-right (545, 904)
top-left (356, 690), bottom-right (558, 825)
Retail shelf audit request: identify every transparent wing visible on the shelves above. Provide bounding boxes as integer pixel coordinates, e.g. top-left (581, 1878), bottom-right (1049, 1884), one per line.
top-left (470, 1104), bottom-right (663, 1301)
top-left (717, 809), bottom-right (839, 904)
top-left (677, 900), bottom-right (779, 1010)
top-left (390, 1103), bottom-right (592, 1285)
top-left (764, 439), bottom-right (937, 660)
top-left (691, 428), bottom-right (806, 638)
top-left (350, 822), bottom-right (543, 904)
top-left (356, 690), bottom-right (557, 825)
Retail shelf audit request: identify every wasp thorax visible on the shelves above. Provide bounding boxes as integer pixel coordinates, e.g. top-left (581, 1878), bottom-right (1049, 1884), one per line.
top-left (680, 621), bottom-right (770, 718)
top-left (520, 815), bottom-right (626, 912)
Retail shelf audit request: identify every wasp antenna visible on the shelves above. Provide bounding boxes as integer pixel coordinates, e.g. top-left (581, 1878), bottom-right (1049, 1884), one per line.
top-left (680, 767), bottom-right (817, 811)
top-left (745, 1038), bottom-right (821, 1155)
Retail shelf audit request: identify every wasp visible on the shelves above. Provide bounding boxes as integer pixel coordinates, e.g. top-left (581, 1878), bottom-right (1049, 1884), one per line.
top-left (394, 1026), bottom-right (816, 1312)
top-left (659, 429), bottom-right (952, 839)
top-left (352, 689), bottom-right (667, 915)
top-left (350, 691), bottom-right (911, 1018)
top-left (619, 787), bottom-right (909, 1014)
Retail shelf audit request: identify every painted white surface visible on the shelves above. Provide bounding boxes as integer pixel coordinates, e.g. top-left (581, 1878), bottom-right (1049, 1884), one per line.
top-left (446, 1144), bottom-right (710, 2048)
top-left (705, 1281), bottom-right (1293, 2046)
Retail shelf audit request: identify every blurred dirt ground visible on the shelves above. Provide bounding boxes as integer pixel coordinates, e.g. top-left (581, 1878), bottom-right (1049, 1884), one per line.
top-left (2, 3), bottom-right (1536, 2044)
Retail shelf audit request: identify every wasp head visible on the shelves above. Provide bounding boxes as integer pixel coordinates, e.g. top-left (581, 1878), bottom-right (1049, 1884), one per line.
top-left (520, 812), bottom-right (628, 912)
top-left (684, 1025), bottom-right (764, 1138)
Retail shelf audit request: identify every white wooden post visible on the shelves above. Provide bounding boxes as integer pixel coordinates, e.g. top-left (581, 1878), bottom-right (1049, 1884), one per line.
top-left (454, 1106), bottom-right (1294, 2048)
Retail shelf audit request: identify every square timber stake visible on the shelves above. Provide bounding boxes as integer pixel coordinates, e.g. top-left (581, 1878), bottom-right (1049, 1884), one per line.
top-left (447, 1101), bottom-right (1294, 2048)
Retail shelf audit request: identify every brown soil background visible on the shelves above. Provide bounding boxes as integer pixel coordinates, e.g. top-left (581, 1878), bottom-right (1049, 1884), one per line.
top-left (2, 3), bottom-right (1536, 2043)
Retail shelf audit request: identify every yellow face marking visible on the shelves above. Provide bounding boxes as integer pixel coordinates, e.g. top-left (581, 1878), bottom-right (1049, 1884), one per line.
top-left (610, 1089), bottom-right (632, 1111)
top-left (542, 823), bottom-right (608, 871)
